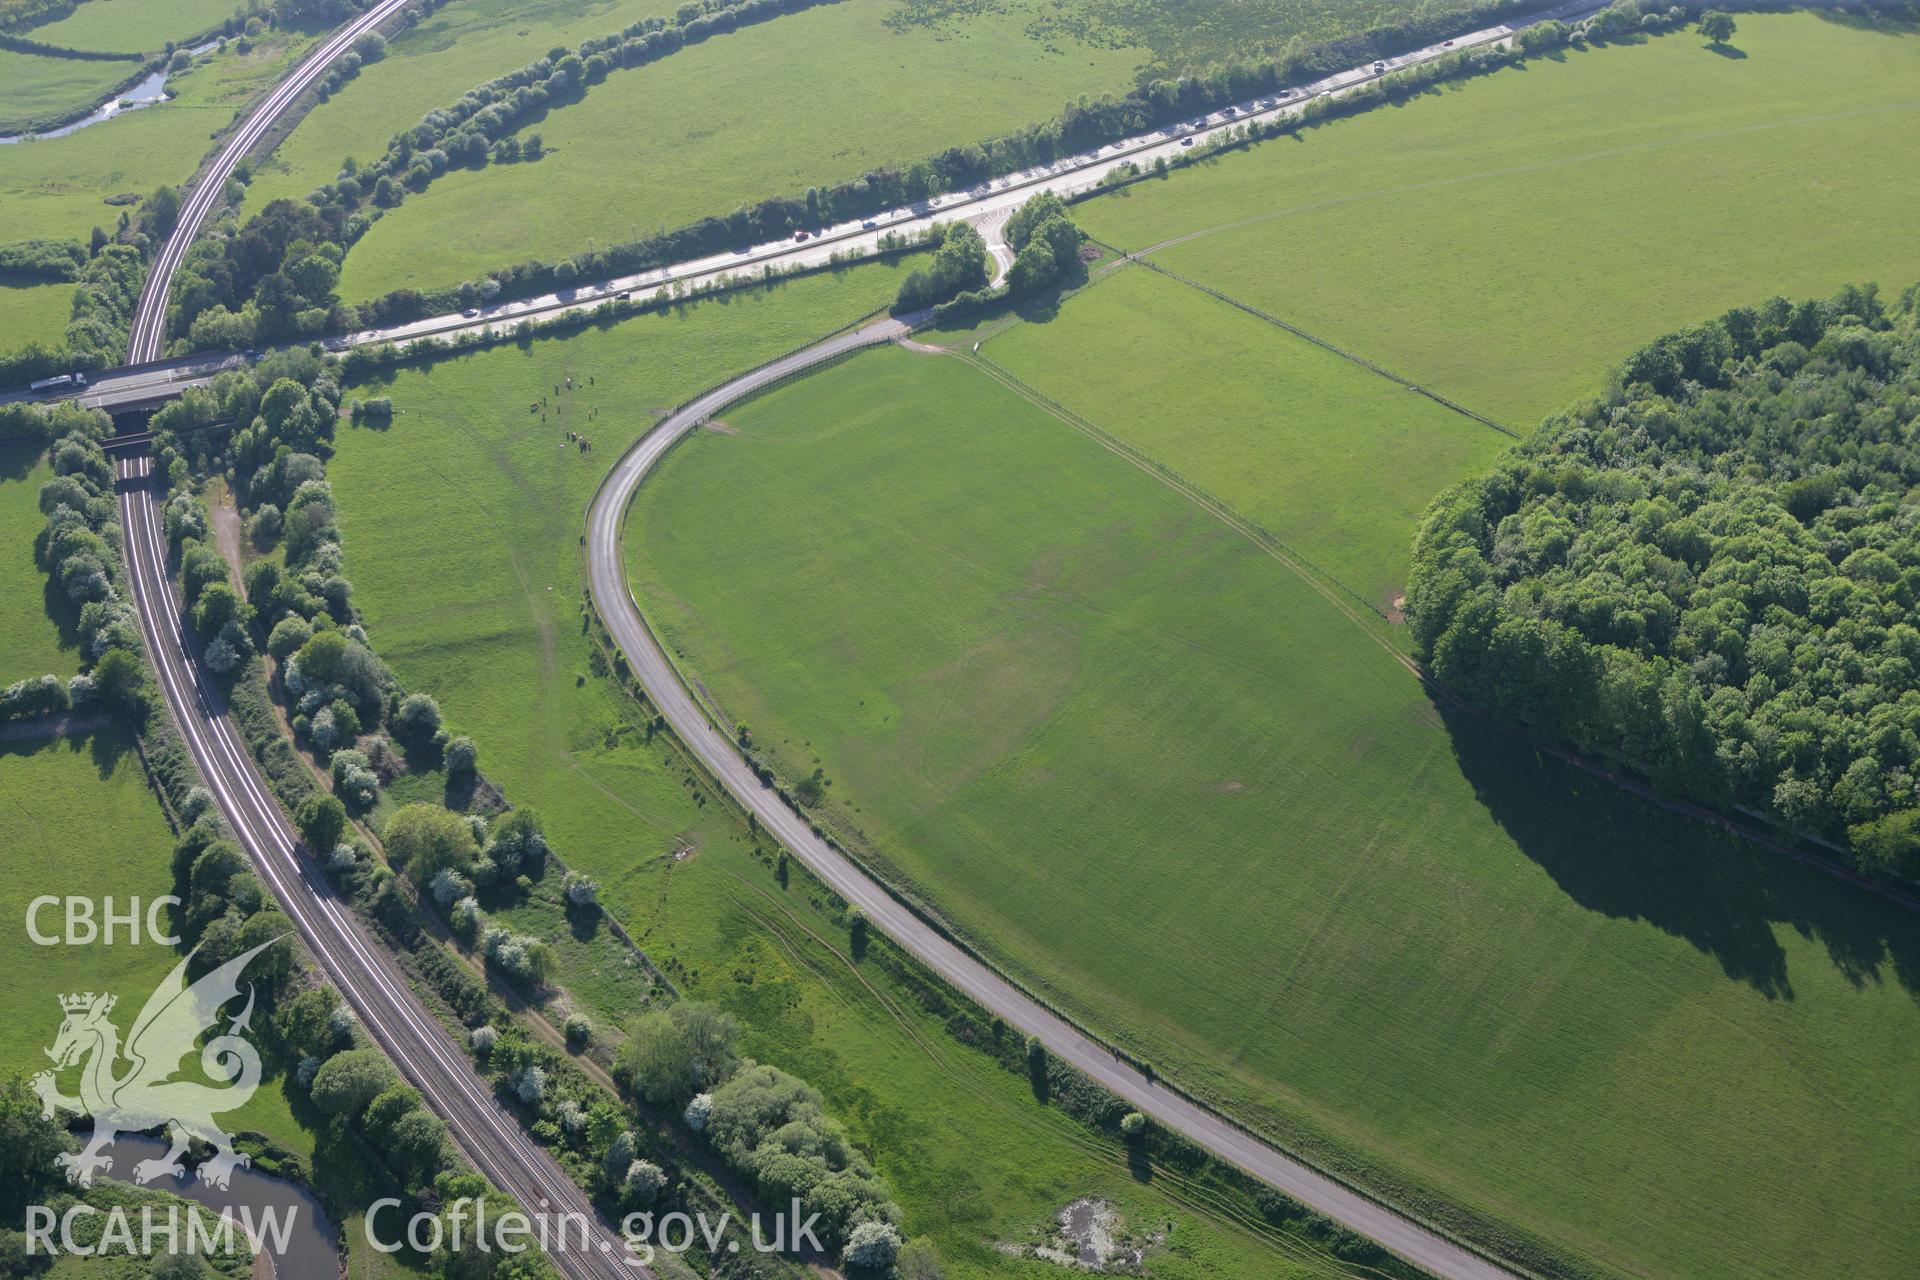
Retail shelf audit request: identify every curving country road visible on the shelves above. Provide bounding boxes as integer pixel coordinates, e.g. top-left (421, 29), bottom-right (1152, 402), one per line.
top-left (584, 325), bottom-right (1518, 1280)
top-left (112, 3), bottom-right (653, 1277)
top-left (68, 2), bottom-right (1617, 1276)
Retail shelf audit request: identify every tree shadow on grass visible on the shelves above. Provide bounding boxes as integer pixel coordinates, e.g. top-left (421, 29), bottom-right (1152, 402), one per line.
top-left (1704, 42), bottom-right (1749, 59)
top-left (1439, 703), bottom-right (1920, 1003)
top-left (40, 564), bottom-right (83, 654)
top-left (567, 903), bottom-right (602, 944)
top-left (0, 439), bottom-right (41, 483)
top-left (0, 723), bottom-right (130, 784)
top-left (87, 723), bottom-right (130, 780)
top-left (1809, 9), bottom-right (1920, 37)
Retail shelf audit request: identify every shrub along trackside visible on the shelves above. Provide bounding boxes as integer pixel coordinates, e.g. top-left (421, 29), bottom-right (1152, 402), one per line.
top-left (145, 347), bottom-right (907, 1272)
top-left (1408, 283), bottom-right (1920, 879)
top-left (4, 398), bottom-right (151, 723)
top-left (0, 183), bottom-right (180, 389)
top-left (145, 714), bottom-right (573, 1280)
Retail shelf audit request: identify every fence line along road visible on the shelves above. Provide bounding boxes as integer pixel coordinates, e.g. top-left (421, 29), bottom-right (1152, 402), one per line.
top-left (586, 317), bottom-right (1529, 1280)
top-left (116, 4), bottom-right (655, 1278)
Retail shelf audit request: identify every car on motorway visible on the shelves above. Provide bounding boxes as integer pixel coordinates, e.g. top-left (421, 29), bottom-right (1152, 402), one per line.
top-left (1181, 137), bottom-right (1195, 147)
top-left (1374, 60), bottom-right (1387, 71)
top-left (861, 220), bottom-right (878, 230)
top-left (616, 291), bottom-right (631, 300)
top-left (461, 308), bottom-right (479, 318)
top-left (794, 229), bottom-right (811, 241)
top-left (242, 348), bottom-right (261, 361)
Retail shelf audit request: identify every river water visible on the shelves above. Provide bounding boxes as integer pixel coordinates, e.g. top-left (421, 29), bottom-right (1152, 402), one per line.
top-left (1, 41), bottom-right (220, 144)
top-left (102, 1132), bottom-right (341, 1280)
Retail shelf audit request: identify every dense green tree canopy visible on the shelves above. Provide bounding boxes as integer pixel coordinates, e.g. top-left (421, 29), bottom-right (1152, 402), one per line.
top-left (1408, 284), bottom-right (1920, 876)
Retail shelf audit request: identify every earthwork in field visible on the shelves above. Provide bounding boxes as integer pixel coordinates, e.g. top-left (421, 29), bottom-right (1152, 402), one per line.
top-left (8, 4), bottom-right (1920, 1280)
top-left (328, 269), bottom-right (1383, 1280)
top-left (605, 15), bottom-right (1920, 1280)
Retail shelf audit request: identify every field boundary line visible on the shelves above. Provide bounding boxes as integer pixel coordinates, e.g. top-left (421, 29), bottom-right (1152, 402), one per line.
top-left (964, 341), bottom-right (1920, 912)
top-left (959, 347), bottom-right (1398, 629)
top-left (1101, 241), bottom-right (1519, 439)
top-left (589, 335), bottom-right (1590, 1280)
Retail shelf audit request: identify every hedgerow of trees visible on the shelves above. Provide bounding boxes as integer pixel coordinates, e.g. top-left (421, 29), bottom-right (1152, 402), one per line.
top-left (18, 402), bottom-right (150, 717)
top-left (613, 1003), bottom-right (902, 1264)
top-left (152, 0), bottom-right (1667, 347)
top-left (1407, 283), bottom-right (1920, 878)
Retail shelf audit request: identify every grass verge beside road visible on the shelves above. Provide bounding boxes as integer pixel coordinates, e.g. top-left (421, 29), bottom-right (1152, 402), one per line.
top-left (329, 272), bottom-right (1368, 1278)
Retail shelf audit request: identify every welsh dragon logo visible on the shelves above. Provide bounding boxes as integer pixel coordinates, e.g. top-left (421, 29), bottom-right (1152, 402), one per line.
top-left (31, 939), bottom-right (282, 1190)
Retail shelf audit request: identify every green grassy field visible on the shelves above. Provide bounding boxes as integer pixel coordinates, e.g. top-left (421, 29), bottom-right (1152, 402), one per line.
top-left (0, 30), bottom-right (312, 247)
top-left (888, 0), bottom-right (1470, 74)
top-left (0, 722), bottom-right (319, 1142)
top-left (333, 0), bottom-right (1155, 301)
top-left (241, 0), bottom-right (640, 212)
top-left (968, 263), bottom-right (1507, 609)
top-left (0, 280), bottom-right (74, 353)
top-left (25, 0), bottom-right (235, 52)
top-left (252, 0), bottom-right (1465, 231)
top-left (0, 729), bottom-right (179, 1083)
top-left (328, 274), bottom-right (1359, 1278)
top-left (0, 443), bottom-right (75, 675)
top-left (0, 48), bottom-right (138, 130)
top-left (331, 265), bottom-right (906, 885)
top-left (625, 345), bottom-right (1920, 1280)
top-left (1078, 10), bottom-right (1920, 429)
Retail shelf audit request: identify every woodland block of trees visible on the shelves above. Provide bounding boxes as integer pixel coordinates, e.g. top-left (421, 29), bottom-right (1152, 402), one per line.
top-left (1408, 283), bottom-right (1920, 878)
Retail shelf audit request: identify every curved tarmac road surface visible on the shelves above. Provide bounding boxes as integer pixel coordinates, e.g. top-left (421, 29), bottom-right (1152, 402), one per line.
top-left (586, 322), bottom-right (1516, 1280)
top-left (85, 2), bottom-right (1610, 1275)
top-left (116, 5), bottom-right (652, 1277)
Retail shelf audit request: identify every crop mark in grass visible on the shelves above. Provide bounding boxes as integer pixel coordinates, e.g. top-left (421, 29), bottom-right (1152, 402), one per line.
top-left (355, 410), bottom-right (579, 767)
top-left (554, 751), bottom-right (683, 840)
top-left (0, 754), bottom-right (55, 862)
top-left (1110, 250), bottom-right (1515, 438)
top-left (1132, 96), bottom-right (1920, 260)
top-left (960, 351), bottom-right (1403, 654)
